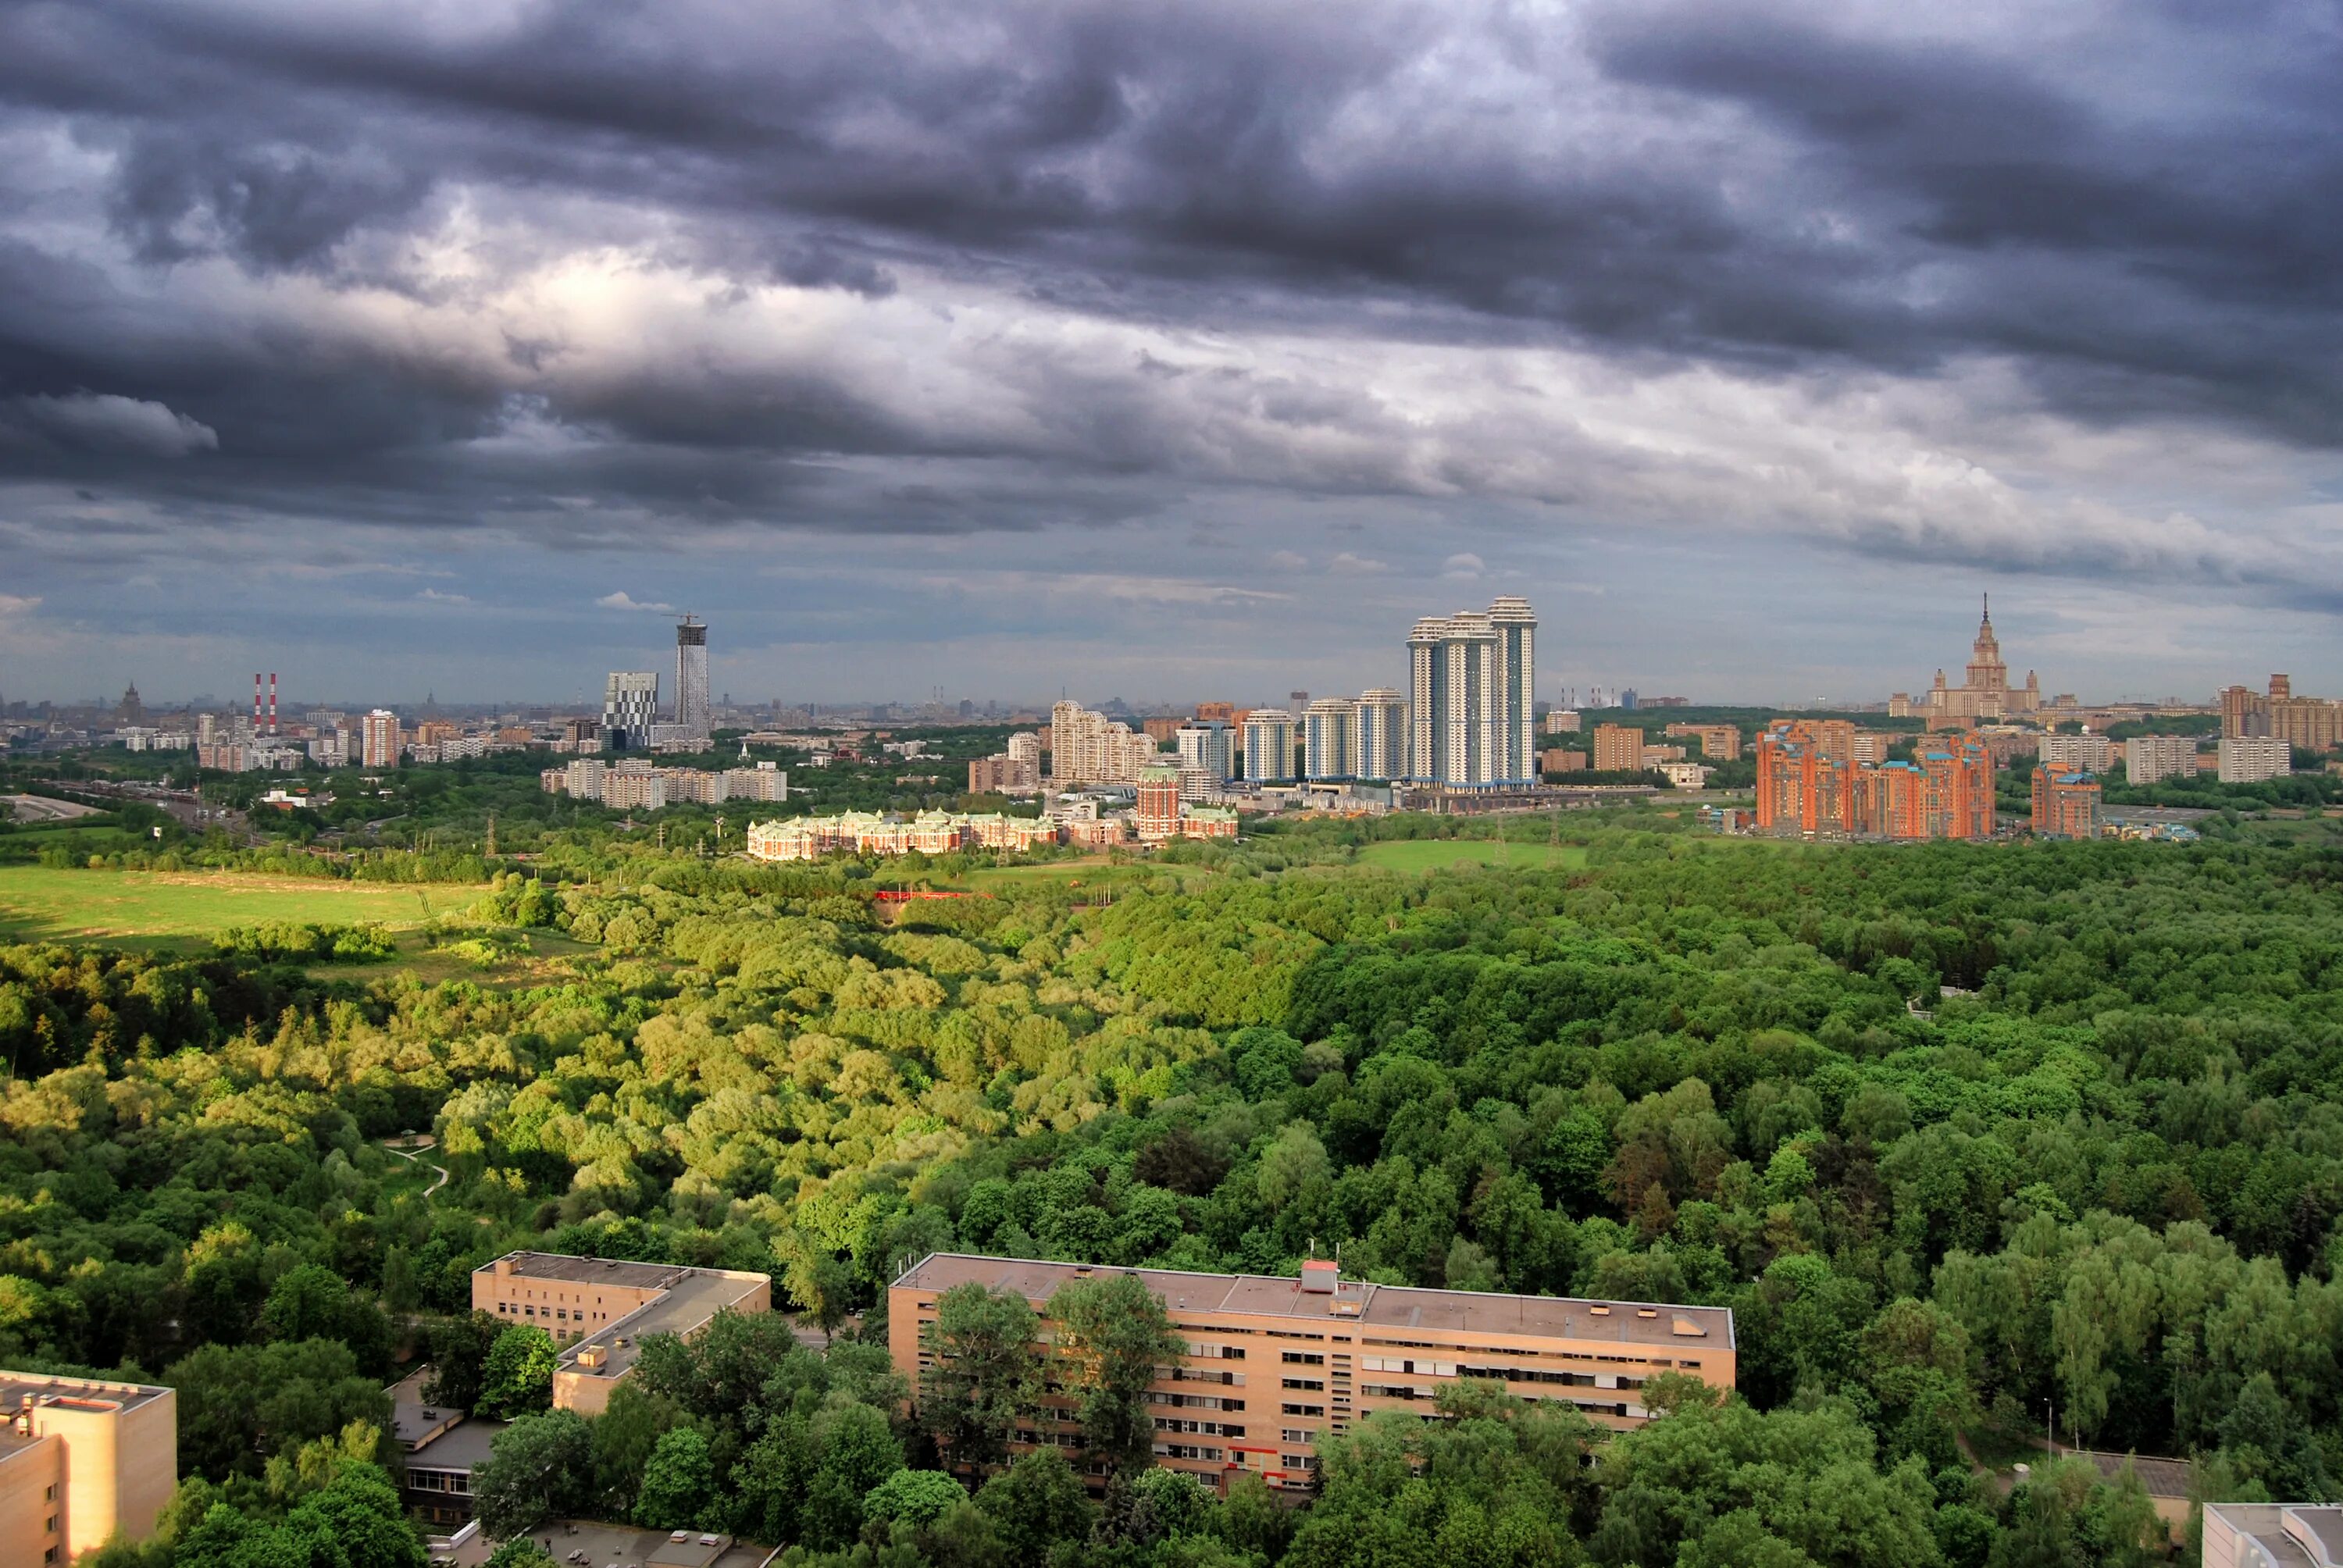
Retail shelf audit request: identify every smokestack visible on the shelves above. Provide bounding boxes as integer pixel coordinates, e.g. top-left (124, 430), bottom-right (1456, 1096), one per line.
top-left (254, 673), bottom-right (262, 732)
top-left (269, 673), bottom-right (278, 736)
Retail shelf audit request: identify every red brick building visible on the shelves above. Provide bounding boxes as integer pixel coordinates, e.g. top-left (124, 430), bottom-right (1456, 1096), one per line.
top-left (1756, 723), bottom-right (1995, 840)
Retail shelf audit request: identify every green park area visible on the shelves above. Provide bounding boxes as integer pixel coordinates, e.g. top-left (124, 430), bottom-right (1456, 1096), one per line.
top-left (0, 865), bottom-right (463, 949)
top-left (1351, 838), bottom-right (1589, 872)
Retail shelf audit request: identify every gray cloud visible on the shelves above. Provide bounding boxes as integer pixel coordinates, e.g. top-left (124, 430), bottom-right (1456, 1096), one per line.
top-left (0, 0), bottom-right (2340, 672)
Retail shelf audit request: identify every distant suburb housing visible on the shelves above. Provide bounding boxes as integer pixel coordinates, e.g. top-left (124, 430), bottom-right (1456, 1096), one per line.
top-left (890, 1253), bottom-right (1734, 1493)
top-left (472, 1252), bottom-right (771, 1415)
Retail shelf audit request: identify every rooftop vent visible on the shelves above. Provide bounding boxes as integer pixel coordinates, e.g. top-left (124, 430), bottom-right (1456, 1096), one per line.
top-left (1671, 1317), bottom-right (1709, 1338)
top-left (1300, 1260), bottom-right (1339, 1295)
top-left (1636, 1308), bottom-right (1658, 1319)
top-left (1589, 1305), bottom-right (1611, 1316)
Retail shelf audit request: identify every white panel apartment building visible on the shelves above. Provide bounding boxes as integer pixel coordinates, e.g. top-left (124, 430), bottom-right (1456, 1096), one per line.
top-left (2124, 734), bottom-right (2200, 785)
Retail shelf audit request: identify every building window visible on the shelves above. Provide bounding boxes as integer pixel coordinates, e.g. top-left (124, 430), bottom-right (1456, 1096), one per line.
top-left (1282, 1429), bottom-right (1312, 1445)
top-left (1282, 1377), bottom-right (1323, 1391)
top-left (1281, 1352), bottom-right (1325, 1365)
top-left (1281, 1403), bottom-right (1324, 1417)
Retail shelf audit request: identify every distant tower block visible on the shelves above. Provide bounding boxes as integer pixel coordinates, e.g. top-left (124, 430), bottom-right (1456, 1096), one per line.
top-left (674, 615), bottom-right (711, 743)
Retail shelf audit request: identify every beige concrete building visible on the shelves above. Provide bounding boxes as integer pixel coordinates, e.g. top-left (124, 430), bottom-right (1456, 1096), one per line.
top-left (472, 1253), bottom-right (771, 1417)
top-left (0, 1371), bottom-right (177, 1564)
top-left (890, 1253), bottom-right (1733, 1494)
top-left (2202, 1501), bottom-right (2343, 1567)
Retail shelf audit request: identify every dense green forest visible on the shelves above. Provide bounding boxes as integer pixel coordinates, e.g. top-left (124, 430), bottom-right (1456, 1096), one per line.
top-left (9, 820), bottom-right (2343, 1565)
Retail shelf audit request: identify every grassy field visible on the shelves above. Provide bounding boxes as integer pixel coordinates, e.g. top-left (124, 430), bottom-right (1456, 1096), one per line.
top-left (0, 866), bottom-right (470, 949)
top-left (1352, 839), bottom-right (1590, 873)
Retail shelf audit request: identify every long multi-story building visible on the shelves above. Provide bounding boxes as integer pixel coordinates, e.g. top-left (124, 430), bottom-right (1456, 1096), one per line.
top-left (746, 810), bottom-right (1061, 861)
top-left (2218, 736), bottom-right (2292, 783)
top-left (0, 1370), bottom-right (177, 1563)
top-left (672, 616), bottom-right (711, 746)
top-left (1353, 689), bottom-right (1407, 779)
top-left (1242, 709), bottom-right (1296, 783)
top-left (604, 672), bottom-right (659, 750)
top-left (2038, 734), bottom-right (2116, 773)
top-left (890, 1254), bottom-right (1733, 1494)
top-left (1756, 722), bottom-right (1994, 839)
top-left (1406, 598), bottom-right (1537, 788)
top-left (2031, 768), bottom-right (2102, 839)
top-left (2124, 734), bottom-right (2200, 786)
top-left (1303, 698), bottom-right (1357, 782)
top-left (472, 1253), bottom-right (769, 1417)
top-left (1050, 703), bottom-right (1161, 784)
top-left (544, 760), bottom-right (785, 807)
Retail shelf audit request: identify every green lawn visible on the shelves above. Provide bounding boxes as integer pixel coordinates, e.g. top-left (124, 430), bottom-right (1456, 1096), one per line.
top-left (0, 866), bottom-right (470, 949)
top-left (1353, 839), bottom-right (1589, 873)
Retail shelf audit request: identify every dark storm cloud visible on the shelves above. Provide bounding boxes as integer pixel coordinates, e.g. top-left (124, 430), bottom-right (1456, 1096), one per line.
top-left (1, 0), bottom-right (2341, 580)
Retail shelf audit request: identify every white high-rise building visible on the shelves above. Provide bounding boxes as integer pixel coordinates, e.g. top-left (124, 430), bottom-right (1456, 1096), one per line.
top-left (2218, 736), bottom-right (2291, 783)
top-left (1303, 697), bottom-right (1358, 781)
top-left (1175, 721), bottom-right (1236, 781)
top-left (604, 672), bottom-right (660, 750)
top-left (672, 616), bottom-right (710, 744)
top-left (1406, 597), bottom-right (1538, 787)
top-left (1354, 689), bottom-right (1407, 780)
top-left (1242, 708), bottom-right (1296, 783)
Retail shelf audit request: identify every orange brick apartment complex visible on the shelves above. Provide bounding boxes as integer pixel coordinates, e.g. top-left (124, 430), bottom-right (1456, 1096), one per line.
top-left (0, 1371), bottom-right (177, 1565)
top-left (1755, 721), bottom-right (1994, 839)
top-left (890, 1254), bottom-right (1733, 1492)
top-left (473, 1252), bottom-right (771, 1415)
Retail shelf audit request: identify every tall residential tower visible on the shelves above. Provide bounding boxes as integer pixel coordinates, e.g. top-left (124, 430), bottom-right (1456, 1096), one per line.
top-left (1406, 597), bottom-right (1537, 787)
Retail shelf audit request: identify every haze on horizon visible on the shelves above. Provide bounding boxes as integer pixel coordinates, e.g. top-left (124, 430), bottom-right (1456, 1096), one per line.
top-left (3, 0), bottom-right (2341, 707)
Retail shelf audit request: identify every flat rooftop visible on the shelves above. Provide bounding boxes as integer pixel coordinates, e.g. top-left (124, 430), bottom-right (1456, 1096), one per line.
top-left (483, 1251), bottom-right (700, 1292)
top-left (554, 1267), bottom-right (769, 1387)
top-left (2208, 1502), bottom-right (2343, 1568)
top-left (0, 1371), bottom-right (170, 1414)
top-left (891, 1254), bottom-right (1734, 1350)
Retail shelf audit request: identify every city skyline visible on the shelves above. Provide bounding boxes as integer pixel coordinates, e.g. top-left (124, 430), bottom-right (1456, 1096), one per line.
top-left (0, 585), bottom-right (2303, 715)
top-left (3, 5), bottom-right (2342, 704)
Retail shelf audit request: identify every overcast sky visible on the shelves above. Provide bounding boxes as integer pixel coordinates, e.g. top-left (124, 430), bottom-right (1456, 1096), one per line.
top-left (3, 0), bottom-right (2341, 708)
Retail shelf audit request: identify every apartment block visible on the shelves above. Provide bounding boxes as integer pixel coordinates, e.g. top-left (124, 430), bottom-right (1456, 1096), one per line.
top-left (1051, 703), bottom-right (1161, 784)
top-left (0, 1371), bottom-right (177, 1564)
top-left (1663, 724), bottom-right (1742, 761)
top-left (2124, 735), bottom-right (2200, 786)
top-left (1242, 709), bottom-right (1296, 783)
top-left (745, 810), bottom-right (1061, 861)
top-left (1539, 748), bottom-right (1587, 774)
top-left (969, 754), bottom-right (1041, 794)
top-left (361, 709), bottom-right (401, 769)
top-left (472, 1253), bottom-right (770, 1417)
top-left (2038, 733), bottom-right (2116, 773)
top-left (2218, 736), bottom-right (2292, 783)
top-left (1406, 598), bottom-right (1538, 788)
top-left (1353, 691), bottom-right (1407, 781)
top-left (2222, 675), bottom-right (2343, 750)
top-left (890, 1254), bottom-right (1733, 1494)
top-left (2031, 768), bottom-right (2102, 839)
top-left (1303, 698), bottom-right (1358, 782)
top-left (1756, 722), bottom-right (1994, 840)
top-left (1543, 710), bottom-right (1582, 735)
top-left (1591, 723), bottom-right (1645, 773)
top-left (1175, 722), bottom-right (1236, 782)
